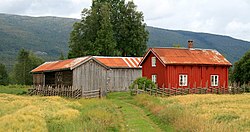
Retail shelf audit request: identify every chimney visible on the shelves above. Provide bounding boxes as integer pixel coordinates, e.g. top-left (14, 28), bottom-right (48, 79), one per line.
top-left (188, 40), bottom-right (193, 48)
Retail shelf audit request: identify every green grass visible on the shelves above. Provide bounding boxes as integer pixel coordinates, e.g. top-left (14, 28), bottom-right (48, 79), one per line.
top-left (0, 85), bottom-right (29, 95)
top-left (107, 92), bottom-right (173, 132)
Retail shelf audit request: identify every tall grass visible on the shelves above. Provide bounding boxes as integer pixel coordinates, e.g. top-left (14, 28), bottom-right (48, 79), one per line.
top-left (134, 94), bottom-right (250, 131)
top-left (0, 94), bottom-right (123, 131)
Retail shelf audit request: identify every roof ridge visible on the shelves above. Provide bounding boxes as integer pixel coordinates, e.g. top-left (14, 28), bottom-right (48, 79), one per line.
top-left (93, 56), bottom-right (142, 58)
top-left (151, 47), bottom-right (216, 51)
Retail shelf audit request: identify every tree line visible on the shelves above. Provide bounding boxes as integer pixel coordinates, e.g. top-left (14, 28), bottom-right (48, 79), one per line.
top-left (0, 49), bottom-right (44, 85)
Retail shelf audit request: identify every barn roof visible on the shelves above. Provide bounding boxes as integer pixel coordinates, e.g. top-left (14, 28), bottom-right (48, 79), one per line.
top-left (31, 56), bottom-right (142, 73)
top-left (139, 48), bottom-right (232, 66)
top-left (95, 56), bottom-right (142, 68)
top-left (31, 56), bottom-right (91, 73)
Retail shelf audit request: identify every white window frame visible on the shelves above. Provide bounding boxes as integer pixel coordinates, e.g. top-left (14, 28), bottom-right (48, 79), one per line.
top-left (211, 75), bottom-right (219, 86)
top-left (152, 74), bottom-right (157, 83)
top-left (151, 57), bottom-right (156, 67)
top-left (179, 74), bottom-right (188, 86)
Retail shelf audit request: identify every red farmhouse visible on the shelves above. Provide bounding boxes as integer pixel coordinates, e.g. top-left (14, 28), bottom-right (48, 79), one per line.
top-left (139, 42), bottom-right (232, 88)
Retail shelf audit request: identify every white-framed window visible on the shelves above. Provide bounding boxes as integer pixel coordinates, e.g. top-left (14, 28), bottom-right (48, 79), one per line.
top-left (152, 74), bottom-right (157, 83)
top-left (211, 75), bottom-right (219, 86)
top-left (152, 57), bottom-right (156, 67)
top-left (179, 74), bottom-right (188, 86)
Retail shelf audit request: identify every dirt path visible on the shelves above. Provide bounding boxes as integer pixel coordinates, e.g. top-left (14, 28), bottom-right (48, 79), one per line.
top-left (108, 93), bottom-right (163, 132)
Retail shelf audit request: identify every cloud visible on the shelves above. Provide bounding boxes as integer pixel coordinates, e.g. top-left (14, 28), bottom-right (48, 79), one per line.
top-left (0, 0), bottom-right (91, 18)
top-left (133, 0), bottom-right (250, 41)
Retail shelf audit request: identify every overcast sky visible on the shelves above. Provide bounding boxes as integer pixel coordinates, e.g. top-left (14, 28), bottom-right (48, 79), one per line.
top-left (0, 0), bottom-right (250, 41)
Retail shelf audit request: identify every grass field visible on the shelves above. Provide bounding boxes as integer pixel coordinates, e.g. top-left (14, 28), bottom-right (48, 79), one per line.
top-left (134, 94), bottom-right (250, 131)
top-left (0, 85), bottom-right (250, 131)
top-left (0, 93), bottom-right (124, 131)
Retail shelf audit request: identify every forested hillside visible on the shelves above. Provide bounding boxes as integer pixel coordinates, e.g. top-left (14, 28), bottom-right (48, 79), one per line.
top-left (1, 13), bottom-right (250, 70)
top-left (0, 13), bottom-right (76, 70)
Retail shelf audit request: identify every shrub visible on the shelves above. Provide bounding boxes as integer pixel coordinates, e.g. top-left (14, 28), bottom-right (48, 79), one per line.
top-left (129, 77), bottom-right (157, 90)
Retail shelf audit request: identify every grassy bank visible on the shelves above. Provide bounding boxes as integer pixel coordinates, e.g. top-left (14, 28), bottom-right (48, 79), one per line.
top-left (0, 85), bottom-right (29, 95)
top-left (134, 94), bottom-right (250, 131)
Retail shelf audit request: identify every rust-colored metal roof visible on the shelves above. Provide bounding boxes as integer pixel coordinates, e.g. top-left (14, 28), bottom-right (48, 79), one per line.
top-left (95, 56), bottom-right (142, 68)
top-left (140, 48), bottom-right (232, 66)
top-left (31, 56), bottom-right (142, 73)
top-left (31, 56), bottom-right (91, 73)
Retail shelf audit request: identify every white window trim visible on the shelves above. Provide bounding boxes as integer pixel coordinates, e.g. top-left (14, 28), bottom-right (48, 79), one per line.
top-left (211, 75), bottom-right (219, 86)
top-left (179, 74), bottom-right (188, 86)
top-left (152, 57), bottom-right (156, 67)
top-left (152, 74), bottom-right (157, 83)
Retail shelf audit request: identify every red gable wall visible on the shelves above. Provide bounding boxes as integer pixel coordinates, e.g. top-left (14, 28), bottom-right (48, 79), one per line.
top-left (141, 49), bottom-right (230, 88)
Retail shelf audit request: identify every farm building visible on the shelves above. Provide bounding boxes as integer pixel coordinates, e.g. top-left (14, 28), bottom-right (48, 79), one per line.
top-left (31, 56), bottom-right (142, 96)
top-left (139, 41), bottom-right (232, 89)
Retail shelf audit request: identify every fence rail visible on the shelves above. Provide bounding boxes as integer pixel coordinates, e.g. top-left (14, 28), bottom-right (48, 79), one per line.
top-left (28, 85), bottom-right (82, 98)
top-left (82, 89), bottom-right (102, 98)
top-left (29, 85), bottom-right (103, 99)
top-left (131, 84), bottom-right (250, 97)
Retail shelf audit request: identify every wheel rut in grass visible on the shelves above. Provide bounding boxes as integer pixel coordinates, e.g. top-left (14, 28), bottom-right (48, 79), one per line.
top-left (109, 93), bottom-right (162, 132)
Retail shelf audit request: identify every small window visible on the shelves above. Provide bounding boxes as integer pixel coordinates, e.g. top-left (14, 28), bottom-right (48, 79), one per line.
top-left (152, 57), bottom-right (156, 67)
top-left (152, 74), bottom-right (157, 83)
top-left (211, 75), bottom-right (219, 86)
top-left (179, 74), bottom-right (188, 86)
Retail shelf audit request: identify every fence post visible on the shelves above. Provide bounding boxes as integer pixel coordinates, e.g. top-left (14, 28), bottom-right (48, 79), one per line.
top-left (135, 84), bottom-right (138, 95)
top-left (162, 84), bottom-right (165, 97)
top-left (142, 82), bottom-right (146, 91)
top-left (100, 87), bottom-right (103, 98)
top-left (149, 84), bottom-right (152, 95)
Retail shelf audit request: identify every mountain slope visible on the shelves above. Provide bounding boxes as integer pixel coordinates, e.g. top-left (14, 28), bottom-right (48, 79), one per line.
top-left (147, 27), bottom-right (250, 64)
top-left (0, 13), bottom-right (250, 70)
top-left (0, 13), bottom-right (76, 69)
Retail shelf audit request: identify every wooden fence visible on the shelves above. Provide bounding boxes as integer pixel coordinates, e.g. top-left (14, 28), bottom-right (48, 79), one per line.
top-left (28, 85), bottom-right (82, 98)
top-left (131, 83), bottom-right (250, 97)
top-left (28, 85), bottom-right (103, 99)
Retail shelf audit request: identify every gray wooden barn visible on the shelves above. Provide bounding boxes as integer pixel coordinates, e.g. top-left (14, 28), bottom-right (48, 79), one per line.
top-left (31, 56), bottom-right (142, 96)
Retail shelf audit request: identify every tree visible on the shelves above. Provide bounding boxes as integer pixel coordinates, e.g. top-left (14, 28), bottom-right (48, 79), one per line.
top-left (13, 49), bottom-right (44, 85)
top-left (232, 50), bottom-right (250, 84)
top-left (0, 63), bottom-right (9, 85)
top-left (95, 3), bottom-right (118, 56)
top-left (68, 0), bottom-right (148, 58)
top-left (59, 52), bottom-right (65, 60)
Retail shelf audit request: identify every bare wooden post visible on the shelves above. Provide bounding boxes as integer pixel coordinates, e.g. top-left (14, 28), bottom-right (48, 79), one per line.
top-left (243, 82), bottom-right (246, 93)
top-left (100, 87), bottom-right (103, 98)
top-left (149, 84), bottom-right (152, 95)
top-left (142, 82), bottom-right (146, 91)
top-left (162, 84), bottom-right (165, 97)
top-left (135, 84), bottom-right (138, 95)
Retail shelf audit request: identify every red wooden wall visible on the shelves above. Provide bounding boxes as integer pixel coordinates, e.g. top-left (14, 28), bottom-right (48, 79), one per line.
top-left (142, 53), bottom-right (166, 87)
top-left (142, 52), bottom-right (229, 88)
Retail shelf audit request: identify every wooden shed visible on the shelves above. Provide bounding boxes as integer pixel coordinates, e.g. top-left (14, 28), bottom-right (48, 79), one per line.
top-left (139, 41), bottom-right (232, 89)
top-left (31, 56), bottom-right (142, 96)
